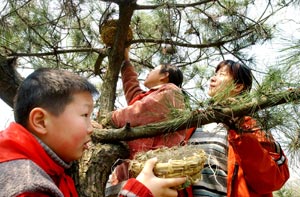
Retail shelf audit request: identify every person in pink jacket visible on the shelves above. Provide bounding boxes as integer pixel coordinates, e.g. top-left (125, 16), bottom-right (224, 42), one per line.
top-left (103, 47), bottom-right (194, 185)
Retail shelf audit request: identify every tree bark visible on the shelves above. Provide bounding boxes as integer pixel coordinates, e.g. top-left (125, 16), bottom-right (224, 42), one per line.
top-left (72, 142), bottom-right (129, 197)
top-left (0, 56), bottom-right (23, 108)
top-left (80, 2), bottom-right (137, 197)
top-left (98, 2), bottom-right (136, 115)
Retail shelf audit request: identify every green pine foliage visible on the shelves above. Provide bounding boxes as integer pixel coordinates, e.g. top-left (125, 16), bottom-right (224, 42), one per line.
top-left (1, 1), bottom-right (300, 194)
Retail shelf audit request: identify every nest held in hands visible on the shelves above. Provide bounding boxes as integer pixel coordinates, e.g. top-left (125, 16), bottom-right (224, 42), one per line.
top-left (100, 19), bottom-right (133, 47)
top-left (129, 145), bottom-right (207, 190)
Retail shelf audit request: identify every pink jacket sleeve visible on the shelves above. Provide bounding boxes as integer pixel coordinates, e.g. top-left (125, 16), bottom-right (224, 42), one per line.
top-left (121, 61), bottom-right (144, 104)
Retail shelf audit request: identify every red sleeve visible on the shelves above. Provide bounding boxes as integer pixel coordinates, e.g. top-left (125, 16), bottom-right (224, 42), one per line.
top-left (119, 178), bottom-right (153, 197)
top-left (121, 61), bottom-right (144, 104)
top-left (228, 117), bottom-right (290, 193)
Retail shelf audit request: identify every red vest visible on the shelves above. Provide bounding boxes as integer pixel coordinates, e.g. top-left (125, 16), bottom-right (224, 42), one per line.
top-left (0, 123), bottom-right (78, 197)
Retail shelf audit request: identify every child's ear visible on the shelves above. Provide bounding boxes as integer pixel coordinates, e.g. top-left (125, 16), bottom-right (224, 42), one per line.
top-left (160, 72), bottom-right (169, 83)
top-left (28, 108), bottom-right (48, 135)
top-left (233, 84), bottom-right (245, 94)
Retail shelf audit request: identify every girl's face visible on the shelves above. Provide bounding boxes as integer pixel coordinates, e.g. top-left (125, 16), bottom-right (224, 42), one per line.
top-left (144, 65), bottom-right (168, 89)
top-left (208, 65), bottom-right (235, 97)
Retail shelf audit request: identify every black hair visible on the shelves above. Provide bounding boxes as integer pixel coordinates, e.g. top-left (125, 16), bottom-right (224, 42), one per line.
top-left (159, 63), bottom-right (183, 88)
top-left (216, 60), bottom-right (253, 93)
top-left (14, 68), bottom-right (99, 127)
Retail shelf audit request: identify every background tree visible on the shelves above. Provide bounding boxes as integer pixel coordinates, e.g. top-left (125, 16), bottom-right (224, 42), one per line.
top-left (0, 0), bottom-right (299, 196)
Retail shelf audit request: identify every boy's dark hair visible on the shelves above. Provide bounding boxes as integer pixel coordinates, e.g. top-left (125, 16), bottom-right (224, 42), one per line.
top-left (160, 63), bottom-right (183, 88)
top-left (14, 68), bottom-right (99, 127)
top-left (216, 60), bottom-right (253, 93)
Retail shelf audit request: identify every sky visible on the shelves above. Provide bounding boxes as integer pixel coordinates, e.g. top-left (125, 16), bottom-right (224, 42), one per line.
top-left (0, 99), bottom-right (14, 130)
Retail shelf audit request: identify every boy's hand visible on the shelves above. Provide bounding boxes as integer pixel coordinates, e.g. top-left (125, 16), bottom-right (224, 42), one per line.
top-left (136, 157), bottom-right (186, 197)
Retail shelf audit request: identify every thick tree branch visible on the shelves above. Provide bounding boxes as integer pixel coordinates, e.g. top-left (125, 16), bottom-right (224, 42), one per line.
top-left (92, 88), bottom-right (300, 143)
top-left (98, 1), bottom-right (136, 114)
top-left (80, 2), bottom-right (137, 197)
top-left (0, 56), bottom-right (23, 107)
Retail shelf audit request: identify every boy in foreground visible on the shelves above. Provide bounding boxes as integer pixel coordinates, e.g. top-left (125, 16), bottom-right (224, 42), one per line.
top-left (0, 68), bottom-right (186, 197)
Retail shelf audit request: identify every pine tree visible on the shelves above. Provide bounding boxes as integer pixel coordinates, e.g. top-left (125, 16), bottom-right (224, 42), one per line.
top-left (0, 0), bottom-right (299, 196)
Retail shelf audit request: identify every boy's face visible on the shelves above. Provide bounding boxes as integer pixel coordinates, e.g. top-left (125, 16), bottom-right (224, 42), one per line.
top-left (43, 91), bottom-right (94, 162)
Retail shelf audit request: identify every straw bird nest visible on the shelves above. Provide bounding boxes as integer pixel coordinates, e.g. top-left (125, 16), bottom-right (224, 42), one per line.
top-left (129, 145), bottom-right (207, 190)
top-left (100, 19), bottom-right (133, 47)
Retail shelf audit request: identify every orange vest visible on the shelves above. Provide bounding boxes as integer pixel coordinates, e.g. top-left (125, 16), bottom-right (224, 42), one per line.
top-left (227, 117), bottom-right (289, 196)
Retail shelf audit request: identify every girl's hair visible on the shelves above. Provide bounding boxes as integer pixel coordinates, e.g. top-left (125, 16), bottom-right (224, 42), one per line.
top-left (14, 68), bottom-right (99, 127)
top-left (159, 63), bottom-right (183, 88)
top-left (216, 60), bottom-right (253, 93)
